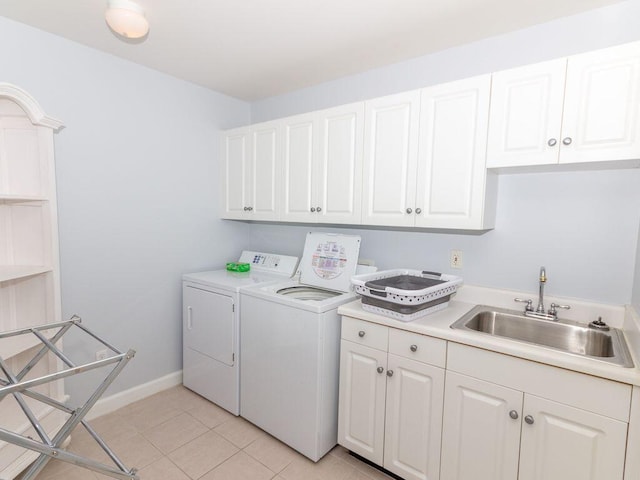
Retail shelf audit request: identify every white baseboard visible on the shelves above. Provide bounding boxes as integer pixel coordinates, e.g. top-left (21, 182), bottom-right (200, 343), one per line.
top-left (85, 370), bottom-right (183, 420)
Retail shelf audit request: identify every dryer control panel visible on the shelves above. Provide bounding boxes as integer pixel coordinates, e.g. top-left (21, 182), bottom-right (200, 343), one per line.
top-left (238, 251), bottom-right (298, 277)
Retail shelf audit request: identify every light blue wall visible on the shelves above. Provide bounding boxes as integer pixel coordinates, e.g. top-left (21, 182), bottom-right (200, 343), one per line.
top-left (0, 16), bottom-right (251, 401)
top-left (248, 0), bottom-right (640, 306)
top-left (633, 221), bottom-right (640, 312)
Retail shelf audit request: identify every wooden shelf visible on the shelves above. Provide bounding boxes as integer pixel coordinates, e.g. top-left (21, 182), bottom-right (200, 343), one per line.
top-left (0, 266), bottom-right (51, 283)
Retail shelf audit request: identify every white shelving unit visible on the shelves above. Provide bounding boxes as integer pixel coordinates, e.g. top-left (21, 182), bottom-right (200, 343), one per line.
top-left (0, 84), bottom-right (66, 479)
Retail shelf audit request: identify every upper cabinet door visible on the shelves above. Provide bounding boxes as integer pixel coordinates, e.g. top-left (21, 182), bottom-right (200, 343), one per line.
top-left (487, 59), bottom-right (567, 168)
top-left (316, 103), bottom-right (364, 224)
top-left (221, 126), bottom-right (252, 220)
top-left (416, 75), bottom-right (493, 229)
top-left (362, 91), bottom-right (421, 227)
top-left (560, 41), bottom-right (640, 164)
top-left (281, 113), bottom-right (317, 222)
top-left (250, 121), bottom-right (280, 221)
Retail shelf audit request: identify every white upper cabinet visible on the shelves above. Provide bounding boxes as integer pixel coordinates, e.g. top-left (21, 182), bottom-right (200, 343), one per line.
top-left (361, 91), bottom-right (421, 227)
top-left (316, 103), bottom-right (364, 224)
top-left (282, 103), bottom-right (364, 224)
top-left (417, 75), bottom-right (495, 229)
top-left (488, 41), bottom-right (640, 168)
top-left (560, 41), bottom-right (640, 165)
top-left (487, 59), bottom-right (566, 168)
top-left (221, 121), bottom-right (280, 221)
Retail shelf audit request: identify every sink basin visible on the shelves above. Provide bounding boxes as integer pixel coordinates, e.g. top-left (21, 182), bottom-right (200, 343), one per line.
top-left (450, 306), bottom-right (634, 367)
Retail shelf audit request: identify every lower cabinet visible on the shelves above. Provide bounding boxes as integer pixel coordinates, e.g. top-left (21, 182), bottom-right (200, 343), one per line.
top-left (338, 318), bottom-right (445, 480)
top-left (338, 316), bottom-right (632, 480)
top-left (441, 371), bottom-right (628, 480)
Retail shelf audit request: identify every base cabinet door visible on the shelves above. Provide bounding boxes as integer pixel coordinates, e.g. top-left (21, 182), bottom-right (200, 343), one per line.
top-left (440, 371), bottom-right (523, 480)
top-left (518, 395), bottom-right (628, 480)
top-left (337, 340), bottom-right (387, 464)
top-left (384, 354), bottom-right (444, 480)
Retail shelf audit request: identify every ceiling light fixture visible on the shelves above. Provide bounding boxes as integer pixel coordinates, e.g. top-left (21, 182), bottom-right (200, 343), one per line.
top-left (105, 0), bottom-right (149, 39)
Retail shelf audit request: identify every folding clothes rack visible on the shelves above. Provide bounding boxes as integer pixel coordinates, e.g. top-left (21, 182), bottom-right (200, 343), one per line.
top-left (0, 316), bottom-right (138, 480)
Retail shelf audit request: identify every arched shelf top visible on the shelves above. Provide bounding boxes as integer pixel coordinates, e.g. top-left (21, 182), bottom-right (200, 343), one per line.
top-left (0, 83), bottom-right (64, 131)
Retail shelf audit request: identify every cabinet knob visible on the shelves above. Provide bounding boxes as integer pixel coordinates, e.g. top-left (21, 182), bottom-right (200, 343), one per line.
top-left (243, 206), bottom-right (249, 211)
top-left (247, 206), bottom-right (253, 211)
top-left (358, 330), bottom-right (365, 338)
top-left (562, 137), bottom-right (572, 146)
top-left (406, 208), bottom-right (413, 214)
top-left (415, 208), bottom-right (422, 215)
top-left (509, 410), bottom-right (519, 420)
top-left (310, 207), bottom-right (316, 212)
top-left (410, 344), bottom-right (418, 352)
top-left (547, 138), bottom-right (557, 147)
top-left (524, 415), bottom-right (535, 425)
top-left (377, 366), bottom-right (384, 374)
top-left (386, 370), bottom-right (394, 377)
top-left (316, 206), bottom-right (322, 213)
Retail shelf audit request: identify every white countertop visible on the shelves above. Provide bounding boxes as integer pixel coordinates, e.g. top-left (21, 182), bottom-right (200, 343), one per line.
top-left (338, 284), bottom-right (640, 386)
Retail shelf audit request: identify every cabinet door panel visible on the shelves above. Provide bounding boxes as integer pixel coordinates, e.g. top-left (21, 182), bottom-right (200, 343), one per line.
top-left (281, 115), bottom-right (316, 221)
top-left (362, 91), bottom-right (420, 226)
top-left (384, 354), bottom-right (444, 480)
top-left (441, 371), bottom-right (522, 480)
top-left (561, 42), bottom-right (640, 164)
top-left (221, 128), bottom-right (251, 219)
top-left (337, 340), bottom-right (387, 464)
top-left (317, 103), bottom-right (364, 224)
top-left (250, 123), bottom-right (279, 220)
top-left (487, 59), bottom-right (566, 167)
top-left (519, 395), bottom-right (628, 480)
top-left (416, 75), bottom-right (491, 229)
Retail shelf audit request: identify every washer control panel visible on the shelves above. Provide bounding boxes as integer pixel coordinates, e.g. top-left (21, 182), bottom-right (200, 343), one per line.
top-left (238, 251), bottom-right (298, 277)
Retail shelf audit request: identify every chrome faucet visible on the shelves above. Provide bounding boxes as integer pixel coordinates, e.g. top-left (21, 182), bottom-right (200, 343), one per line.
top-left (514, 266), bottom-right (571, 321)
top-left (536, 266), bottom-right (546, 314)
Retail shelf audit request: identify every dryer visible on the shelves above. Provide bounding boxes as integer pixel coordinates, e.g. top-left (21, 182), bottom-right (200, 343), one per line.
top-left (240, 233), bottom-right (362, 461)
top-left (182, 251), bottom-right (298, 415)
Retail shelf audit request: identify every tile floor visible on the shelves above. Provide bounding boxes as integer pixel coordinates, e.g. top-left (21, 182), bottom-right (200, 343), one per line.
top-left (19, 386), bottom-right (392, 480)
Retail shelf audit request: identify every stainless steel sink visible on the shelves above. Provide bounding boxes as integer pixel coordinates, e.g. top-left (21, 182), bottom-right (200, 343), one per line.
top-left (450, 305), bottom-right (634, 367)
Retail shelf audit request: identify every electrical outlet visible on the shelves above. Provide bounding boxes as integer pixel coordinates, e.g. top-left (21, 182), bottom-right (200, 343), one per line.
top-left (450, 250), bottom-right (463, 269)
top-left (96, 349), bottom-right (109, 361)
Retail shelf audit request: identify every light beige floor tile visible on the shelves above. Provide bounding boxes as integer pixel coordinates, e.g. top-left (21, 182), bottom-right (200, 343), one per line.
top-left (80, 411), bottom-right (139, 442)
top-left (186, 400), bottom-right (234, 429)
top-left (168, 430), bottom-right (239, 479)
top-left (213, 416), bottom-right (265, 449)
top-left (143, 412), bottom-right (208, 454)
top-left (199, 451), bottom-right (275, 480)
top-left (279, 452), bottom-right (363, 480)
top-left (118, 394), bottom-right (183, 432)
top-left (135, 456), bottom-right (191, 480)
top-left (27, 463), bottom-right (100, 480)
top-left (89, 433), bottom-right (163, 470)
top-left (329, 446), bottom-right (393, 480)
top-left (160, 386), bottom-right (217, 411)
top-left (244, 434), bottom-right (298, 473)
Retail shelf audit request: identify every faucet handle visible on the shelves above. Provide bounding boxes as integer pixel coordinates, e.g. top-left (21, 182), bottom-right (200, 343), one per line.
top-left (549, 303), bottom-right (571, 316)
top-left (514, 298), bottom-right (534, 312)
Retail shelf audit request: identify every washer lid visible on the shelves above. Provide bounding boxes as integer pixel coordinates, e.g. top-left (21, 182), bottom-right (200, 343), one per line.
top-left (298, 232), bottom-right (361, 293)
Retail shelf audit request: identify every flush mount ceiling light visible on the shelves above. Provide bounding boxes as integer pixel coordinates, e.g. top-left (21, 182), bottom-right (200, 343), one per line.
top-left (105, 0), bottom-right (149, 39)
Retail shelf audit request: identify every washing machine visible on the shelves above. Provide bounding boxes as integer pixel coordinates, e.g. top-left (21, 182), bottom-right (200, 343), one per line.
top-left (240, 233), bottom-right (362, 461)
top-left (182, 251), bottom-right (298, 415)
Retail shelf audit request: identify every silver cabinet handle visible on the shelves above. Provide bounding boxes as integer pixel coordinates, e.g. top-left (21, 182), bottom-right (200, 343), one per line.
top-left (509, 410), bottom-right (519, 420)
top-left (377, 366), bottom-right (384, 374)
top-left (386, 370), bottom-right (394, 377)
top-left (317, 206), bottom-right (322, 212)
top-left (310, 207), bottom-right (316, 212)
top-left (406, 208), bottom-right (413, 214)
top-left (410, 344), bottom-right (418, 352)
top-left (562, 137), bottom-right (572, 145)
top-left (358, 330), bottom-right (365, 338)
top-left (187, 306), bottom-right (193, 330)
top-left (415, 208), bottom-right (422, 214)
top-left (547, 138), bottom-right (557, 147)
top-left (524, 415), bottom-right (534, 425)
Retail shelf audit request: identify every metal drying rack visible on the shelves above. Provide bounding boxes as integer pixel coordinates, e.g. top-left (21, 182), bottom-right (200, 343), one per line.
top-left (0, 316), bottom-right (138, 480)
